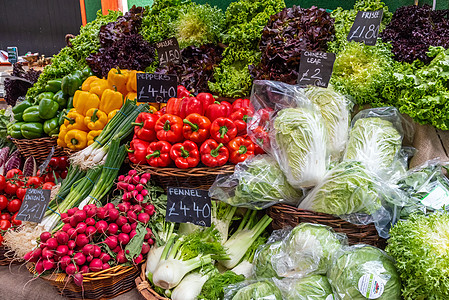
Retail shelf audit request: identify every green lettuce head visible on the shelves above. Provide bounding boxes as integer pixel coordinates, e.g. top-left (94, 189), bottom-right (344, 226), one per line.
top-left (280, 274), bottom-right (334, 300)
top-left (253, 241), bottom-right (283, 279)
top-left (328, 245), bottom-right (401, 300)
top-left (228, 280), bottom-right (283, 300)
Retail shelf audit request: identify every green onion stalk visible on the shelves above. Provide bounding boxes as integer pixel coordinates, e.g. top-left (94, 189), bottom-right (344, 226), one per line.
top-left (70, 99), bottom-right (149, 170)
top-left (41, 166), bottom-right (103, 232)
top-left (79, 138), bottom-right (127, 209)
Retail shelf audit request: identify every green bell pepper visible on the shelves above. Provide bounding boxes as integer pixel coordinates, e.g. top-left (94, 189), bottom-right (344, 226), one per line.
top-left (61, 73), bottom-right (82, 96)
top-left (23, 106), bottom-right (43, 122)
top-left (36, 92), bottom-right (55, 102)
top-left (12, 99), bottom-right (32, 115)
top-left (53, 90), bottom-right (68, 108)
top-left (44, 117), bottom-right (59, 136)
top-left (9, 122), bottom-right (25, 139)
top-left (81, 67), bottom-right (93, 81)
top-left (14, 112), bottom-right (23, 122)
top-left (21, 123), bottom-right (44, 139)
top-left (45, 78), bottom-right (62, 93)
top-left (58, 109), bottom-right (67, 126)
top-left (38, 98), bottom-right (59, 120)
top-left (67, 96), bottom-right (74, 110)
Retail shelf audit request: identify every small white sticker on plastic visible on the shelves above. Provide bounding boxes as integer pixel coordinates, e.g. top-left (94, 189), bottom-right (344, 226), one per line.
top-left (358, 274), bottom-right (385, 299)
top-left (325, 294), bottom-right (336, 300)
top-left (421, 184), bottom-right (449, 210)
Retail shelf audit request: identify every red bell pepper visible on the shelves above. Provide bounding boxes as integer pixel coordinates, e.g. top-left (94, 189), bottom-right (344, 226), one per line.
top-left (132, 112), bottom-right (159, 142)
top-left (170, 141), bottom-right (200, 169)
top-left (230, 107), bottom-right (254, 136)
top-left (183, 113), bottom-right (211, 144)
top-left (155, 114), bottom-right (184, 143)
top-left (179, 96), bottom-right (203, 119)
top-left (196, 93), bottom-right (216, 112)
top-left (227, 136), bottom-right (255, 164)
top-left (205, 101), bottom-right (231, 122)
top-left (177, 85), bottom-right (190, 98)
top-left (254, 143), bottom-right (265, 155)
top-left (166, 97), bottom-right (183, 116)
top-left (146, 141), bottom-right (172, 167)
top-left (251, 126), bottom-right (270, 151)
top-left (250, 107), bottom-right (273, 129)
top-left (231, 98), bottom-right (254, 113)
top-left (210, 117), bottom-right (238, 144)
top-left (200, 139), bottom-right (229, 167)
top-left (127, 139), bottom-right (150, 165)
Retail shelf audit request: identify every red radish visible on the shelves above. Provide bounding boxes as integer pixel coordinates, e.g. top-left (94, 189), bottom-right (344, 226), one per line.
top-left (75, 234), bottom-right (89, 248)
top-left (46, 238), bottom-right (58, 250)
top-left (122, 192), bottom-right (131, 201)
top-left (100, 253), bottom-right (111, 263)
top-left (131, 222), bottom-right (137, 230)
top-left (127, 211), bottom-right (137, 223)
top-left (68, 250), bottom-right (74, 256)
top-left (116, 216), bottom-right (127, 227)
top-left (144, 204), bottom-right (155, 216)
top-left (138, 213), bottom-right (150, 224)
top-left (107, 223), bottom-right (119, 235)
top-left (128, 170), bottom-right (137, 177)
top-left (104, 236), bottom-right (118, 250)
top-left (102, 263), bottom-right (111, 270)
top-left (24, 251), bottom-right (33, 262)
top-left (56, 245), bottom-right (69, 257)
top-left (80, 265), bottom-right (89, 274)
top-left (74, 273), bottom-right (84, 287)
top-left (141, 189), bottom-right (148, 197)
top-left (118, 233), bottom-right (130, 245)
top-left (60, 255), bottom-right (71, 268)
top-left (62, 224), bottom-right (72, 233)
top-left (116, 251), bottom-right (127, 264)
top-left (32, 248), bottom-right (42, 259)
top-left (40, 232), bottom-right (52, 243)
top-left (108, 208), bottom-right (119, 221)
top-left (148, 238), bottom-right (154, 245)
top-left (43, 259), bottom-right (55, 271)
top-left (86, 256), bottom-right (93, 262)
top-left (67, 228), bottom-right (77, 238)
top-left (55, 231), bottom-right (69, 245)
top-left (132, 175), bottom-right (140, 185)
top-left (141, 242), bottom-right (150, 255)
top-left (73, 252), bottom-right (86, 265)
top-left (65, 263), bottom-right (79, 275)
top-left (127, 184), bottom-right (135, 192)
top-left (124, 175), bottom-right (132, 183)
top-left (61, 213), bottom-right (70, 223)
top-left (85, 226), bottom-right (96, 237)
top-left (112, 246), bottom-right (121, 254)
top-left (121, 223), bottom-right (132, 234)
top-left (74, 210), bottom-right (87, 223)
top-left (117, 181), bottom-right (129, 191)
top-left (144, 228), bottom-right (152, 240)
top-left (97, 207), bottom-right (108, 219)
top-left (86, 206), bottom-right (97, 218)
top-left (70, 217), bottom-right (78, 228)
top-left (135, 184), bottom-right (144, 192)
top-left (40, 243), bottom-right (46, 249)
top-left (95, 220), bottom-right (108, 234)
top-left (42, 247), bottom-right (54, 259)
top-left (76, 222), bottom-right (87, 234)
top-left (82, 244), bottom-right (95, 256)
top-left (35, 260), bottom-right (44, 274)
top-left (67, 208), bottom-right (77, 216)
top-left (133, 254), bottom-right (143, 264)
top-left (131, 190), bottom-right (139, 198)
top-left (104, 203), bottom-right (115, 210)
top-left (93, 245), bottom-right (101, 258)
top-left (118, 175), bottom-right (125, 181)
top-left (141, 173), bottom-right (151, 180)
top-left (89, 258), bottom-right (103, 272)
top-left (68, 240), bottom-right (76, 249)
top-left (85, 217), bottom-right (96, 226)
top-left (140, 178), bottom-right (148, 185)
top-left (135, 194), bottom-right (144, 203)
top-left (132, 204), bottom-right (143, 212)
top-left (130, 230), bottom-right (137, 239)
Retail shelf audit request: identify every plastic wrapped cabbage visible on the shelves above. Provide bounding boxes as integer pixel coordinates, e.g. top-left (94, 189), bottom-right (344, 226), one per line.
top-left (272, 223), bottom-right (345, 278)
top-left (343, 108), bottom-right (402, 178)
top-left (305, 86), bottom-right (352, 161)
top-left (276, 275), bottom-right (335, 300)
top-left (328, 245), bottom-right (401, 300)
top-left (299, 161), bottom-right (381, 216)
top-left (253, 240), bottom-right (283, 279)
top-left (209, 155), bottom-right (302, 210)
top-left (273, 107), bottom-right (328, 189)
top-left (224, 280), bottom-right (283, 300)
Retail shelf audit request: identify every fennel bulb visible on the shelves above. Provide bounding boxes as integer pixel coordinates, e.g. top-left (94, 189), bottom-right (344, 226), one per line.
top-left (171, 272), bottom-right (209, 300)
top-left (231, 260), bottom-right (254, 278)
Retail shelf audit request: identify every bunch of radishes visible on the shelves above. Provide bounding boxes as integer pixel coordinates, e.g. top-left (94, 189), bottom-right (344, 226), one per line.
top-left (24, 201), bottom-right (155, 286)
top-left (117, 170), bottom-right (151, 203)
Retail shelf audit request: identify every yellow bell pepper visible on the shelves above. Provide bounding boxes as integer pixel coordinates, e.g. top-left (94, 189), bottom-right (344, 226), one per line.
top-left (159, 103), bottom-right (167, 109)
top-left (65, 129), bottom-right (88, 150)
top-left (57, 124), bottom-right (68, 148)
top-left (126, 91), bottom-right (137, 101)
top-left (89, 78), bottom-right (109, 98)
top-left (73, 90), bottom-right (100, 116)
top-left (87, 130), bottom-right (102, 146)
top-left (84, 108), bottom-right (108, 131)
top-left (82, 76), bottom-right (100, 91)
top-left (64, 110), bottom-right (89, 131)
top-left (100, 89), bottom-right (124, 114)
top-left (126, 70), bottom-right (144, 92)
top-left (108, 109), bottom-right (119, 121)
top-left (107, 68), bottom-right (129, 95)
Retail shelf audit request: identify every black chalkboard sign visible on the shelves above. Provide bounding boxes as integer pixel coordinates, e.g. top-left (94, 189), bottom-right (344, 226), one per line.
top-left (16, 189), bottom-right (51, 223)
top-left (297, 51), bottom-right (336, 88)
top-left (156, 37), bottom-right (181, 66)
top-left (165, 187), bottom-right (211, 227)
top-left (347, 10), bottom-right (383, 46)
top-left (136, 73), bottom-right (178, 103)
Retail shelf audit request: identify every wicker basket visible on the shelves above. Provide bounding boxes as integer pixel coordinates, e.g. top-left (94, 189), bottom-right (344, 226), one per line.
top-left (10, 136), bottom-right (67, 163)
top-left (28, 263), bottom-right (140, 300)
top-left (131, 164), bottom-right (235, 190)
top-left (136, 261), bottom-right (169, 300)
top-left (267, 204), bottom-right (386, 249)
top-left (0, 246), bottom-right (22, 266)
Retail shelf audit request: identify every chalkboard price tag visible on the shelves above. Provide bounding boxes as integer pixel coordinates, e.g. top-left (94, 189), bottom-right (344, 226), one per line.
top-left (165, 187), bottom-right (211, 227)
top-left (347, 10), bottom-right (383, 46)
top-left (137, 73), bottom-right (178, 103)
top-left (297, 51), bottom-right (336, 88)
top-left (16, 189), bottom-right (51, 223)
top-left (156, 37), bottom-right (181, 66)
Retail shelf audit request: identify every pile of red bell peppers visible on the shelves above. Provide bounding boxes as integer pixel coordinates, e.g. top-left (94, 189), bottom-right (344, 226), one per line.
top-left (127, 85), bottom-right (266, 169)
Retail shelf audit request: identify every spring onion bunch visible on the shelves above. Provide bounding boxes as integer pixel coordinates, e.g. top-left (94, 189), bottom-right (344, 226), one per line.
top-left (70, 99), bottom-right (149, 170)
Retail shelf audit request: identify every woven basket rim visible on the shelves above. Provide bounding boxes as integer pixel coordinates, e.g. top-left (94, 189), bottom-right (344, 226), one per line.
top-left (131, 163), bottom-right (235, 177)
top-left (136, 261), bottom-right (170, 300)
top-left (9, 136), bottom-right (58, 142)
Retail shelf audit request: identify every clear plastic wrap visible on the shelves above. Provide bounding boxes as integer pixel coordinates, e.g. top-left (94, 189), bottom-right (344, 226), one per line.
top-left (327, 245), bottom-right (401, 300)
top-left (272, 223), bottom-right (347, 278)
top-left (209, 155), bottom-right (303, 210)
top-left (224, 279), bottom-right (283, 300)
top-left (275, 275), bottom-right (335, 300)
top-left (305, 86), bottom-right (353, 161)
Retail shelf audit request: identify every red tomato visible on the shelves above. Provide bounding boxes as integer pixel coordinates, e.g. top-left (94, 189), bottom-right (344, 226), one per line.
top-left (7, 199), bottom-right (21, 213)
top-left (11, 212), bottom-right (22, 226)
top-left (27, 176), bottom-right (43, 188)
top-left (42, 182), bottom-right (56, 190)
top-left (0, 175), bottom-right (6, 191)
top-left (4, 182), bottom-right (19, 195)
top-left (43, 173), bottom-right (55, 184)
top-left (16, 187), bottom-right (27, 201)
top-left (58, 156), bottom-right (69, 170)
top-left (0, 214), bottom-right (10, 221)
top-left (49, 157), bottom-right (60, 169)
top-left (60, 169), bottom-right (68, 179)
top-left (0, 220), bottom-right (11, 231)
top-left (6, 169), bottom-right (22, 179)
top-left (0, 195), bottom-right (7, 211)
top-left (0, 235), bottom-right (3, 245)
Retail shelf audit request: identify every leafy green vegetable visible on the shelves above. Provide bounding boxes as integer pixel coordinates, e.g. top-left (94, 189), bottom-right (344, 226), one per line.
top-left (387, 212), bottom-right (449, 299)
top-left (281, 275), bottom-right (334, 300)
top-left (299, 161), bottom-right (381, 216)
top-left (253, 240), bottom-right (283, 279)
top-left (226, 280), bottom-right (283, 300)
top-left (198, 270), bottom-right (245, 300)
top-left (273, 107), bottom-right (328, 189)
top-left (328, 245), bottom-right (401, 300)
